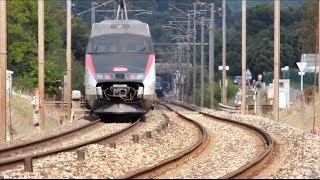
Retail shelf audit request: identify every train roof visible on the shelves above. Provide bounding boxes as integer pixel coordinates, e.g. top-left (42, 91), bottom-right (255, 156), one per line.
top-left (90, 19), bottom-right (151, 38)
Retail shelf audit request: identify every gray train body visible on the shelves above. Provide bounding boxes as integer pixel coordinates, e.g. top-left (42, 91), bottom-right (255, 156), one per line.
top-left (84, 19), bottom-right (156, 115)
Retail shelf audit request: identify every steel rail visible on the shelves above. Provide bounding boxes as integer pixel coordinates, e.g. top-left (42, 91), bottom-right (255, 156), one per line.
top-left (219, 103), bottom-right (273, 114)
top-left (0, 119), bottom-right (101, 159)
top-left (118, 101), bottom-right (207, 179)
top-left (0, 118), bottom-right (142, 171)
top-left (170, 100), bottom-right (273, 179)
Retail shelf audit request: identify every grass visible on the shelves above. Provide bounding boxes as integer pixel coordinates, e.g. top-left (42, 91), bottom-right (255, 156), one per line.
top-left (9, 95), bottom-right (34, 139)
top-left (278, 97), bottom-right (319, 134)
top-left (257, 92), bottom-right (320, 135)
top-left (8, 94), bottom-right (64, 140)
top-left (226, 86), bottom-right (320, 135)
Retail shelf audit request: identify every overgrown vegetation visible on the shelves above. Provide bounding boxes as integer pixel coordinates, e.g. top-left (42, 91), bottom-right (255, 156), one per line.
top-left (9, 95), bottom-right (61, 140)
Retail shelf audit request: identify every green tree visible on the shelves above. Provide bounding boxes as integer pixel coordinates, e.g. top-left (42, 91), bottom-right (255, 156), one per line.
top-left (298, 0), bottom-right (318, 54)
top-left (8, 1), bottom-right (66, 95)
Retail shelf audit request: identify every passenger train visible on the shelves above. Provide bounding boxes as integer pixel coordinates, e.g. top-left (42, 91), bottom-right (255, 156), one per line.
top-left (84, 0), bottom-right (156, 117)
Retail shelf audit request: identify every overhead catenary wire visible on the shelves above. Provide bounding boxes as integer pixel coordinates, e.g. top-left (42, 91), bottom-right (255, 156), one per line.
top-left (169, 2), bottom-right (208, 28)
top-left (73, 0), bottom-right (114, 17)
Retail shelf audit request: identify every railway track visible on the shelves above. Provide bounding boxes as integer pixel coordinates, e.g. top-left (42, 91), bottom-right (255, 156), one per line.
top-left (118, 102), bottom-right (207, 179)
top-left (0, 116), bottom-right (143, 171)
top-left (44, 101), bottom-right (86, 108)
top-left (219, 103), bottom-right (241, 113)
top-left (173, 101), bottom-right (274, 179)
top-left (118, 100), bottom-right (274, 179)
top-left (219, 103), bottom-right (273, 114)
top-left (0, 119), bottom-right (102, 159)
top-left (0, 101), bottom-right (274, 178)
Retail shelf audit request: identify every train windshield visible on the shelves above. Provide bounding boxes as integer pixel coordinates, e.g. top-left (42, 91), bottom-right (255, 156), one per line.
top-left (87, 34), bottom-right (153, 54)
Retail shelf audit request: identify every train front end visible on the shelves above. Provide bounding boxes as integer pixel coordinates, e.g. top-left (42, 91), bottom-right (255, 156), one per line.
top-left (85, 20), bottom-right (155, 115)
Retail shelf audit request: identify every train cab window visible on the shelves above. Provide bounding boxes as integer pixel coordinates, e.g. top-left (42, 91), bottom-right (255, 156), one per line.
top-left (96, 43), bottom-right (117, 53)
top-left (124, 42), bottom-right (145, 52)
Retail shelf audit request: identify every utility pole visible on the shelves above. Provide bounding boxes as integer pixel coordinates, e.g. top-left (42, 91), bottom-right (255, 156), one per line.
top-left (273, 0), bottom-right (280, 122)
top-left (200, 17), bottom-right (204, 107)
top-left (192, 3), bottom-right (197, 105)
top-left (221, 0), bottom-right (227, 104)
top-left (181, 46), bottom-right (185, 102)
top-left (38, 0), bottom-right (45, 131)
top-left (241, 0), bottom-right (247, 115)
top-left (177, 45), bottom-right (182, 101)
top-left (186, 11), bottom-right (191, 104)
top-left (318, 0), bottom-right (320, 96)
top-left (0, 0), bottom-right (7, 142)
top-left (209, 3), bottom-right (215, 109)
top-left (313, 0), bottom-right (320, 134)
top-left (66, 0), bottom-right (72, 121)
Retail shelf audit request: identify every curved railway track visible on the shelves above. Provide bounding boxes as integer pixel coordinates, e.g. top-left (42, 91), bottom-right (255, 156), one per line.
top-left (118, 102), bottom-right (207, 179)
top-left (118, 100), bottom-right (274, 179)
top-left (172, 101), bottom-right (274, 179)
top-left (0, 101), bottom-right (275, 178)
top-left (219, 103), bottom-right (273, 114)
top-left (0, 117), bottom-right (143, 171)
top-left (0, 119), bottom-right (102, 159)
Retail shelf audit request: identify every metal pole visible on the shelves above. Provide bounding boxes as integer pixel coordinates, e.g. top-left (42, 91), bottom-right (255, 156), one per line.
top-left (273, 0), bottom-right (280, 122)
top-left (66, 0), bottom-right (72, 121)
top-left (254, 90), bottom-right (257, 115)
top-left (300, 74), bottom-right (303, 92)
top-left (181, 48), bottom-right (184, 102)
top-left (193, 3), bottom-right (197, 105)
top-left (222, 0), bottom-right (227, 104)
top-left (209, 3), bottom-right (215, 109)
top-left (114, 1), bottom-right (117, 19)
top-left (91, 2), bottom-right (95, 26)
top-left (200, 17), bottom-right (204, 107)
top-left (178, 46), bottom-right (181, 101)
top-left (8, 72), bottom-right (12, 141)
top-left (241, 0), bottom-right (247, 115)
top-left (0, 0), bottom-right (7, 142)
top-left (38, 0), bottom-right (45, 131)
top-left (187, 11), bottom-right (191, 104)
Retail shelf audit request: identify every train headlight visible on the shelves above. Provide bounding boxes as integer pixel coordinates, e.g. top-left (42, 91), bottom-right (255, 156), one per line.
top-left (125, 73), bottom-right (144, 80)
top-left (105, 74), bottom-right (111, 79)
top-left (96, 73), bottom-right (115, 80)
top-left (96, 74), bottom-right (104, 80)
top-left (129, 73), bottom-right (136, 79)
top-left (136, 73), bottom-right (144, 80)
